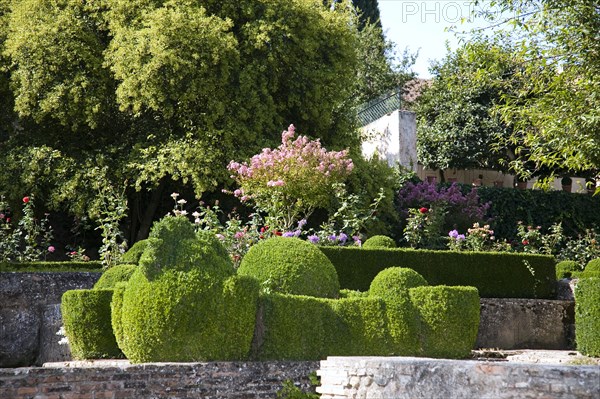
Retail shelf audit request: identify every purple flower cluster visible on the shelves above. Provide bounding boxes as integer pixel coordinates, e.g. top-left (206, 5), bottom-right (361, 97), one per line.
top-left (397, 182), bottom-right (490, 220)
top-left (448, 229), bottom-right (466, 240)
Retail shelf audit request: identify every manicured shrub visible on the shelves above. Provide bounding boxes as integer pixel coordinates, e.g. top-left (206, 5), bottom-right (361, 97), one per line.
top-left (576, 270), bottom-right (600, 279)
top-left (61, 289), bottom-right (122, 359)
top-left (320, 246), bottom-right (556, 298)
top-left (118, 216), bottom-right (257, 362)
top-left (0, 261), bottom-right (102, 272)
top-left (574, 277), bottom-right (600, 357)
top-left (238, 237), bottom-right (339, 298)
top-left (409, 285), bottom-right (480, 358)
top-left (556, 260), bottom-right (581, 279)
top-left (119, 239), bottom-right (157, 265)
top-left (585, 258), bottom-right (600, 272)
top-left (93, 264), bottom-right (136, 289)
top-left (369, 268), bottom-right (428, 355)
top-left (369, 267), bottom-right (428, 302)
top-left (110, 282), bottom-right (127, 350)
top-left (255, 293), bottom-right (390, 360)
top-left (362, 235), bottom-right (396, 249)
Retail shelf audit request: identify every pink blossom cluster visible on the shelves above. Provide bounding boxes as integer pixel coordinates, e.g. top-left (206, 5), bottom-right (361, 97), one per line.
top-left (228, 124), bottom-right (353, 184)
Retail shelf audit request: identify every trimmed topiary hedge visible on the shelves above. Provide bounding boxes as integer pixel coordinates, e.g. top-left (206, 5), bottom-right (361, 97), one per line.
top-left (0, 261), bottom-right (102, 272)
top-left (116, 216), bottom-right (259, 363)
top-left (556, 260), bottom-right (581, 280)
top-left (255, 268), bottom-right (480, 360)
top-left (574, 277), bottom-right (600, 357)
top-left (362, 235), bottom-right (396, 249)
top-left (119, 239), bottom-right (158, 265)
top-left (61, 289), bottom-right (123, 359)
top-left (93, 264), bottom-right (136, 289)
top-left (238, 237), bottom-right (340, 298)
top-left (585, 258), bottom-right (600, 272)
top-left (320, 247), bottom-right (556, 298)
top-left (409, 285), bottom-right (480, 358)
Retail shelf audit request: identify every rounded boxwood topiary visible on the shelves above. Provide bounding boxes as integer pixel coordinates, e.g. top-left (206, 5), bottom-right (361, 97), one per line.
top-left (94, 264), bottom-right (137, 289)
top-left (585, 258), bottom-right (600, 272)
top-left (238, 237), bottom-right (340, 298)
top-left (362, 235), bottom-right (396, 249)
top-left (117, 216), bottom-right (258, 362)
top-left (61, 289), bottom-right (123, 359)
top-left (369, 267), bottom-right (428, 302)
top-left (409, 285), bottom-right (480, 358)
top-left (368, 267), bottom-right (428, 356)
top-left (556, 260), bottom-right (581, 280)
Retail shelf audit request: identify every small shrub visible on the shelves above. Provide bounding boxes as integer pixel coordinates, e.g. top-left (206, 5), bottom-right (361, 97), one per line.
top-left (61, 289), bottom-right (122, 359)
top-left (110, 282), bottom-right (127, 350)
top-left (409, 285), bottom-right (480, 358)
top-left (238, 237), bottom-right (340, 298)
top-left (556, 260), bottom-right (581, 279)
top-left (93, 264), bottom-right (136, 289)
top-left (362, 235), bottom-right (396, 249)
top-left (574, 277), bottom-right (600, 357)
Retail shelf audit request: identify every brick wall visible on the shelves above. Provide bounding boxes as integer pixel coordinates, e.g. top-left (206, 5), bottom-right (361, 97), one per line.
top-left (317, 356), bottom-right (599, 399)
top-left (0, 360), bottom-right (319, 399)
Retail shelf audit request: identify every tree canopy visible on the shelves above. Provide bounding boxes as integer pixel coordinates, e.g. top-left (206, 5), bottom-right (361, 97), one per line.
top-left (415, 40), bottom-right (522, 177)
top-left (470, 0), bottom-right (600, 183)
top-left (0, 0), bottom-right (363, 239)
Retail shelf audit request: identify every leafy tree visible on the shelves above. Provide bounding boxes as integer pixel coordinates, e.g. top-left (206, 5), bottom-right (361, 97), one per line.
top-left (470, 0), bottom-right (600, 185)
top-left (0, 0), bottom-right (360, 242)
top-left (415, 40), bottom-right (522, 179)
top-left (352, 0), bottom-right (382, 30)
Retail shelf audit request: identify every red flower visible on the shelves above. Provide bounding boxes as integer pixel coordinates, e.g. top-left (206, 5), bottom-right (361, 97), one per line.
top-left (522, 240), bottom-right (529, 246)
top-left (23, 196), bottom-right (30, 203)
top-left (419, 207), bottom-right (428, 214)
top-left (274, 230), bottom-right (282, 236)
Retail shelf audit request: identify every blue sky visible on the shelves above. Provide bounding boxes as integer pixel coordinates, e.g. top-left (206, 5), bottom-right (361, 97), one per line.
top-left (379, 1), bottom-right (492, 78)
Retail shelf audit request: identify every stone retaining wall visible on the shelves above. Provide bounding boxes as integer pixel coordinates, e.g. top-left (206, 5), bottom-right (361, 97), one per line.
top-left (0, 361), bottom-right (319, 399)
top-left (0, 272), bottom-right (101, 367)
top-left (317, 356), bottom-right (599, 399)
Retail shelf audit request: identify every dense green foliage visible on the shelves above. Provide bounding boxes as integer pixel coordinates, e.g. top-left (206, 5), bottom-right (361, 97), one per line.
top-left (574, 277), bottom-right (600, 357)
top-left (61, 289), bottom-right (122, 359)
top-left (415, 41), bottom-right (518, 175)
top-left (476, 187), bottom-right (600, 240)
top-left (119, 239), bottom-right (156, 265)
top-left (256, 269), bottom-right (479, 359)
top-left (362, 235), bottom-right (396, 249)
top-left (117, 216), bottom-right (258, 362)
top-left (585, 259), bottom-right (600, 273)
top-left (0, 261), bottom-right (102, 272)
top-left (238, 237), bottom-right (340, 298)
top-left (472, 0), bottom-right (600, 182)
top-left (369, 268), bottom-right (428, 355)
top-left (0, 0), bottom-right (363, 240)
top-left (556, 261), bottom-right (581, 280)
top-left (320, 246), bottom-right (556, 298)
top-left (110, 282), bottom-right (127, 351)
top-left (409, 285), bottom-right (480, 358)
top-left (93, 264), bottom-right (136, 289)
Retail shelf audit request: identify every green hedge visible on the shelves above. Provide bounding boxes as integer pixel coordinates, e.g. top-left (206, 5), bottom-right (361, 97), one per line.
top-left (574, 277), bottom-right (600, 357)
top-left (477, 186), bottom-right (600, 240)
top-left (320, 247), bottom-right (556, 298)
top-left (61, 289), bottom-right (122, 359)
top-left (409, 285), bottom-right (480, 358)
top-left (363, 235), bottom-right (396, 249)
top-left (93, 264), bottom-right (136, 289)
top-left (256, 271), bottom-right (480, 360)
top-left (0, 261), bottom-right (102, 272)
top-left (120, 239), bottom-right (158, 265)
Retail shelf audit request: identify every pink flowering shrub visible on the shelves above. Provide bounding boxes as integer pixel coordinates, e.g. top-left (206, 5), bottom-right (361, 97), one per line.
top-left (228, 124), bottom-right (354, 230)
